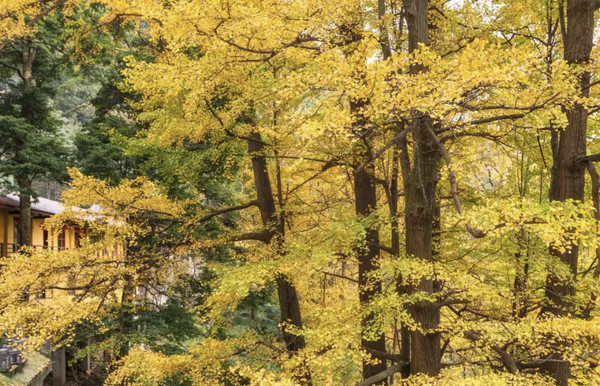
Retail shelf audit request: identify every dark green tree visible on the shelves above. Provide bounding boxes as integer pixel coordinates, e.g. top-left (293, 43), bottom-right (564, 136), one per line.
top-left (0, 12), bottom-right (70, 246)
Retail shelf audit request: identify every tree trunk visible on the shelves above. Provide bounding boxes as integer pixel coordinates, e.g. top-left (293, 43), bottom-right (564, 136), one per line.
top-left (16, 43), bottom-right (36, 248)
top-left (377, 0), bottom-right (412, 373)
top-left (544, 0), bottom-right (594, 314)
top-left (349, 91), bottom-right (388, 383)
top-left (389, 144), bottom-right (411, 379)
top-left (402, 116), bottom-right (441, 376)
top-left (541, 1), bottom-right (595, 383)
top-left (354, 163), bottom-right (388, 383)
top-left (247, 131), bottom-right (309, 380)
top-left (18, 178), bottom-right (32, 247)
top-left (401, 0), bottom-right (442, 376)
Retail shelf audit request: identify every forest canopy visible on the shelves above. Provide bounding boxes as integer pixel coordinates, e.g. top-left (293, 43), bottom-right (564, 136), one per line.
top-left (1, 0), bottom-right (600, 385)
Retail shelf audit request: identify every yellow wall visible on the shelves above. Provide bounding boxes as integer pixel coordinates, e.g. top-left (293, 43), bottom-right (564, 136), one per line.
top-left (6, 213), bottom-right (15, 245)
top-left (32, 218), bottom-right (44, 246)
top-left (0, 211), bottom-right (76, 250)
top-left (0, 208), bottom-right (6, 245)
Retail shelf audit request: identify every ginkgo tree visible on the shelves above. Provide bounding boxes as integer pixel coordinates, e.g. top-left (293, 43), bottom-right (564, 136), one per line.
top-left (3, 0), bottom-right (600, 385)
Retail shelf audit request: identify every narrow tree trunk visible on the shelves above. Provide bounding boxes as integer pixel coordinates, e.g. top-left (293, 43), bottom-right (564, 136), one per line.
top-left (247, 131), bottom-right (308, 381)
top-left (349, 91), bottom-right (388, 383)
top-left (390, 145), bottom-right (411, 379)
top-left (354, 163), bottom-right (388, 383)
top-left (541, 1), bottom-right (595, 384)
top-left (16, 43), bottom-right (36, 248)
top-left (17, 178), bottom-right (32, 247)
top-left (512, 230), bottom-right (530, 319)
top-left (377, 0), bottom-right (412, 373)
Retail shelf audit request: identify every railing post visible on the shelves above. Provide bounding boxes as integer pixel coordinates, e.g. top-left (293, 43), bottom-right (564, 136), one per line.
top-left (51, 348), bottom-right (66, 386)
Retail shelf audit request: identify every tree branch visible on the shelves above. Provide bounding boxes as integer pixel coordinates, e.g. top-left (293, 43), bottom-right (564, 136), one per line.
top-left (0, 0), bottom-right (67, 51)
top-left (355, 362), bottom-right (407, 386)
top-left (322, 271), bottom-right (358, 283)
top-left (580, 153), bottom-right (600, 163)
top-left (197, 200), bottom-right (259, 223)
top-left (427, 127), bottom-right (484, 238)
top-left (231, 229), bottom-right (271, 243)
top-left (463, 331), bottom-right (518, 374)
top-left (366, 348), bottom-right (404, 363)
top-left (355, 124), bottom-right (411, 174)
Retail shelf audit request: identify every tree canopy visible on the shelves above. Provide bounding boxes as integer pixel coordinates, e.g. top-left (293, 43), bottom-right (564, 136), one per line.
top-left (2, 0), bottom-right (600, 385)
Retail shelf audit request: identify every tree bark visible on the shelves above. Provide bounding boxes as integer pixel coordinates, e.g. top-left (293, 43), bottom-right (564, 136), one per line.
top-left (17, 178), bottom-right (32, 247)
top-left (545, 0), bottom-right (594, 314)
top-left (402, 116), bottom-right (441, 376)
top-left (376, 0), bottom-right (412, 373)
top-left (353, 161), bottom-right (388, 383)
top-left (16, 42), bottom-right (36, 248)
top-left (348, 87), bottom-right (387, 381)
top-left (247, 131), bottom-right (309, 381)
top-left (401, 0), bottom-right (442, 376)
top-left (541, 1), bottom-right (595, 384)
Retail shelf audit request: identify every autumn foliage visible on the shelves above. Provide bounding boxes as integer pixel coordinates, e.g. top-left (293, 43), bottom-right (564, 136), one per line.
top-left (2, 0), bottom-right (600, 385)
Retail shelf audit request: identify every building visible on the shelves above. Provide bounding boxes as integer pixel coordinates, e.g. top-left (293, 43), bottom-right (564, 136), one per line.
top-left (0, 194), bottom-right (80, 385)
top-left (0, 194), bottom-right (79, 257)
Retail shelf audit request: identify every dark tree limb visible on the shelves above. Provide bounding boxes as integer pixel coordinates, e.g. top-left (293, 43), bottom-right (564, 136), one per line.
top-left (463, 331), bottom-right (518, 374)
top-left (322, 270), bottom-right (358, 284)
top-left (355, 362), bottom-right (407, 386)
top-left (580, 153), bottom-right (600, 163)
top-left (198, 200), bottom-right (259, 223)
top-left (231, 230), bottom-right (271, 243)
top-left (426, 127), bottom-right (484, 238)
top-left (355, 124), bottom-right (412, 174)
top-left (366, 348), bottom-right (405, 363)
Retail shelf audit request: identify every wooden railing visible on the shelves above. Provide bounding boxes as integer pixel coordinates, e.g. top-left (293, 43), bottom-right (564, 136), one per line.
top-left (0, 243), bottom-right (67, 257)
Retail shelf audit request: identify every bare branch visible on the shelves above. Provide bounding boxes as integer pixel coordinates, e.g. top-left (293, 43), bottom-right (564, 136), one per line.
top-left (355, 124), bottom-right (412, 174)
top-left (427, 127), bottom-right (484, 238)
top-left (197, 200), bottom-right (259, 223)
top-left (365, 348), bottom-right (404, 363)
top-left (322, 271), bottom-right (358, 283)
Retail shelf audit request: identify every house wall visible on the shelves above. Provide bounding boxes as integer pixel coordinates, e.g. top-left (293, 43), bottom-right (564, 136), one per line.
top-left (32, 218), bottom-right (44, 247)
top-left (0, 208), bottom-right (7, 245)
top-left (0, 209), bottom-right (76, 250)
top-left (5, 212), bottom-right (15, 245)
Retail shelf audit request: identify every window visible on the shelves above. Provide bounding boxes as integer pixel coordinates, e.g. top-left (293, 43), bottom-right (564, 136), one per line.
top-left (58, 230), bottom-right (66, 250)
top-left (43, 230), bottom-right (49, 249)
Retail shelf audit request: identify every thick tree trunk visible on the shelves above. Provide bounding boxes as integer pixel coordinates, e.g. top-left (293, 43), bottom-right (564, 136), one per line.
top-left (401, 0), bottom-right (442, 376)
top-left (403, 116), bottom-right (441, 376)
top-left (247, 131), bottom-right (308, 380)
top-left (541, 1), bottom-right (595, 384)
top-left (545, 0), bottom-right (594, 313)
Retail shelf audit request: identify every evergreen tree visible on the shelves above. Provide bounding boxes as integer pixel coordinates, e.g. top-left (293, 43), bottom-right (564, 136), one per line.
top-left (0, 12), bottom-right (70, 246)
